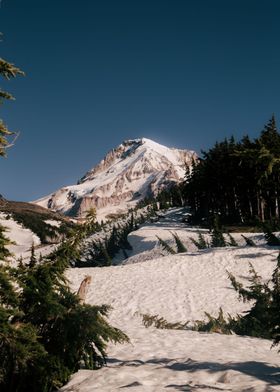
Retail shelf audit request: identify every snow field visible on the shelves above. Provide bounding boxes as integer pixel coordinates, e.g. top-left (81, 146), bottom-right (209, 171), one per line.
top-left (4, 206), bottom-right (278, 391)
top-left (63, 231), bottom-right (280, 391)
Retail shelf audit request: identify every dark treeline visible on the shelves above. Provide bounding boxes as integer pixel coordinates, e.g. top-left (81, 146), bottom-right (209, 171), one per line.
top-left (184, 116), bottom-right (280, 226)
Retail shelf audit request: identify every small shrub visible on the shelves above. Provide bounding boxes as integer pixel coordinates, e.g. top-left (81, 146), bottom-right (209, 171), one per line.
top-left (170, 232), bottom-right (187, 253)
top-left (192, 308), bottom-right (237, 334)
top-left (190, 231), bottom-right (209, 249)
top-left (227, 233), bottom-right (238, 247)
top-left (263, 224), bottom-right (280, 246)
top-left (140, 313), bottom-right (188, 330)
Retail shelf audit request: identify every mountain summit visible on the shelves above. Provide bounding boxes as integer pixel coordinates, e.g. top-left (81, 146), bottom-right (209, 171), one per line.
top-left (35, 138), bottom-right (197, 219)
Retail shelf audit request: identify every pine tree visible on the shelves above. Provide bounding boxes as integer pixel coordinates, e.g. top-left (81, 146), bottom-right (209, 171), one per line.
top-left (170, 232), bottom-right (187, 253)
top-left (227, 233), bottom-right (238, 247)
top-left (0, 56), bottom-right (24, 156)
top-left (263, 223), bottom-right (280, 246)
top-left (156, 236), bottom-right (176, 254)
top-left (190, 231), bottom-right (209, 249)
top-left (241, 234), bottom-right (256, 246)
top-left (85, 207), bottom-right (97, 235)
top-left (28, 243), bottom-right (37, 268)
top-left (0, 224), bottom-right (13, 259)
top-left (210, 215), bottom-right (226, 247)
top-left (271, 252), bottom-right (280, 348)
top-left (99, 241), bottom-right (112, 266)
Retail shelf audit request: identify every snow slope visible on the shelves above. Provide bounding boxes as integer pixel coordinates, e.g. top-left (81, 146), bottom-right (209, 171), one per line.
top-left (35, 138), bottom-right (196, 219)
top-left (62, 210), bottom-right (280, 391)
top-left (0, 213), bottom-right (56, 263)
top-left (0, 213), bottom-right (41, 258)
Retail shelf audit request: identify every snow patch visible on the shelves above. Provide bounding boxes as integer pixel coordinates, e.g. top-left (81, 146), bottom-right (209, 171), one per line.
top-left (44, 219), bottom-right (61, 228)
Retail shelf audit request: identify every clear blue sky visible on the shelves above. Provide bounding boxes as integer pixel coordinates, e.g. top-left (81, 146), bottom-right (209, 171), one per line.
top-left (1, 0), bottom-right (280, 201)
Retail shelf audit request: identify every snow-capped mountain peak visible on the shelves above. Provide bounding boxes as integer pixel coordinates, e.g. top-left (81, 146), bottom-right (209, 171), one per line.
top-left (34, 138), bottom-right (197, 219)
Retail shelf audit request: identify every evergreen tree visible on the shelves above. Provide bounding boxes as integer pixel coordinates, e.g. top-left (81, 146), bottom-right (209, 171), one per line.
top-left (28, 243), bottom-right (37, 268)
top-left (241, 234), bottom-right (256, 246)
top-left (0, 224), bottom-right (13, 259)
top-left (271, 253), bottom-right (280, 348)
top-left (170, 232), bottom-right (187, 253)
top-left (190, 231), bottom-right (209, 249)
top-left (156, 236), bottom-right (176, 254)
top-left (210, 215), bottom-right (226, 247)
top-left (0, 56), bottom-right (24, 156)
top-left (263, 223), bottom-right (280, 246)
top-left (85, 207), bottom-right (97, 235)
top-left (227, 233), bottom-right (238, 247)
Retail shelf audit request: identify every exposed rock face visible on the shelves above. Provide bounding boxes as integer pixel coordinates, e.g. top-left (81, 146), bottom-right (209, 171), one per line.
top-left (35, 138), bottom-right (197, 219)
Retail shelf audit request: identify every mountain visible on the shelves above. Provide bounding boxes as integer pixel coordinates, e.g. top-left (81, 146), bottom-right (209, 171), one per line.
top-left (34, 138), bottom-right (197, 219)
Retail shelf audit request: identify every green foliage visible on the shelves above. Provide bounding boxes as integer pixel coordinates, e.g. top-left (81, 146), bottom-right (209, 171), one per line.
top-left (140, 313), bottom-right (188, 330)
top-left (79, 240), bottom-right (112, 268)
top-left (271, 253), bottom-right (280, 347)
top-left (210, 215), bottom-right (226, 247)
top-left (227, 233), bottom-right (238, 247)
top-left (191, 227), bottom-right (238, 250)
top-left (15, 253), bottom-right (128, 389)
top-left (135, 183), bottom-right (186, 212)
top-left (80, 210), bottom-right (157, 267)
top-left (226, 263), bottom-right (273, 339)
top-left (0, 265), bottom-right (18, 306)
top-left (84, 207), bottom-right (98, 235)
top-left (28, 243), bottom-right (37, 268)
top-left (193, 308), bottom-right (236, 335)
top-left (184, 117), bottom-right (280, 226)
top-left (156, 235), bottom-right (176, 254)
top-left (11, 211), bottom-right (60, 243)
top-left (0, 224), bottom-right (13, 259)
top-left (0, 318), bottom-right (48, 391)
top-left (263, 223), bottom-right (280, 246)
top-left (0, 215), bottom-right (129, 391)
top-left (241, 234), bottom-right (256, 246)
top-left (190, 231), bottom-right (209, 249)
top-left (0, 56), bottom-right (24, 156)
top-left (0, 200), bottom-right (75, 244)
top-left (191, 254), bottom-right (280, 348)
top-left (170, 231), bottom-right (187, 253)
